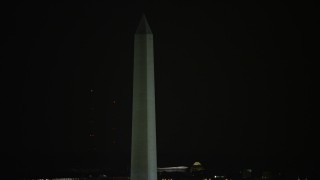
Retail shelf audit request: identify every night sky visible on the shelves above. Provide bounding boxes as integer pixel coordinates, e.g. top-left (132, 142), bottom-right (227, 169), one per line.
top-left (1, 0), bottom-right (317, 176)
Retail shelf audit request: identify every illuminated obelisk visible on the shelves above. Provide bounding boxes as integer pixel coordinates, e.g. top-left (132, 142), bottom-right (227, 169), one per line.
top-left (131, 14), bottom-right (157, 180)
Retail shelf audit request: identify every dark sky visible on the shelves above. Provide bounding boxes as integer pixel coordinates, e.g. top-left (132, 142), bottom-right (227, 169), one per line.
top-left (1, 0), bottom-right (317, 175)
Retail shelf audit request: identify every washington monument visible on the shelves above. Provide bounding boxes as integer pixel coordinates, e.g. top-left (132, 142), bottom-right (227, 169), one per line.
top-left (131, 15), bottom-right (158, 180)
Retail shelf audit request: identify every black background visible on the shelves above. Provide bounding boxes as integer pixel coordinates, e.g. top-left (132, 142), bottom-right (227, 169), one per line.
top-left (1, 0), bottom-right (317, 177)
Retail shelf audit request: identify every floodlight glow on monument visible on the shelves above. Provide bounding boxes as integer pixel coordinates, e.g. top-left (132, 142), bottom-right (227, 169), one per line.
top-left (131, 14), bottom-right (157, 180)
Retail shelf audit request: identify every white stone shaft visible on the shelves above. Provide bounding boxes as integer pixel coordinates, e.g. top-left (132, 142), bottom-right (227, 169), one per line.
top-left (131, 19), bottom-right (157, 180)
